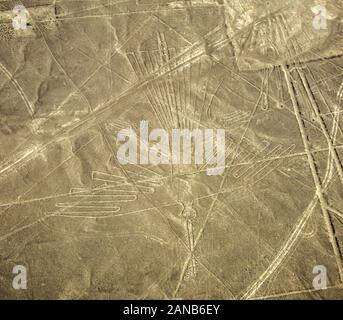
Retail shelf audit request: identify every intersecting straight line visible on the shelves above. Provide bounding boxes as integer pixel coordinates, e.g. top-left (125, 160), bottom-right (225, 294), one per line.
top-left (282, 64), bottom-right (343, 282)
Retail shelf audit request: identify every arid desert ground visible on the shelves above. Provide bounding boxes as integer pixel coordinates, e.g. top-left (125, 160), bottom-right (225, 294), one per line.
top-left (0, 0), bottom-right (343, 299)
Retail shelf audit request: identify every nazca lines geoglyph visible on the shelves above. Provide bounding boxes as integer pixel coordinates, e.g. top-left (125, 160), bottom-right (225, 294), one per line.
top-left (1, 2), bottom-right (342, 298)
top-left (54, 119), bottom-right (164, 218)
top-left (58, 29), bottom-right (302, 286)
top-left (55, 169), bottom-right (163, 217)
top-left (124, 30), bottom-right (299, 284)
top-left (125, 31), bottom-right (232, 280)
top-left (239, 10), bottom-right (343, 299)
top-left (126, 31), bottom-right (227, 131)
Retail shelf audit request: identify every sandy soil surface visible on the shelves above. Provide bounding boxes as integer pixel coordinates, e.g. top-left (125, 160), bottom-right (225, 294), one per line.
top-left (0, 0), bottom-right (343, 299)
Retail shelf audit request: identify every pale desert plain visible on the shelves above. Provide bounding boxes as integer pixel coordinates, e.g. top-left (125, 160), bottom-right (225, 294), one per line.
top-left (0, 0), bottom-right (343, 300)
